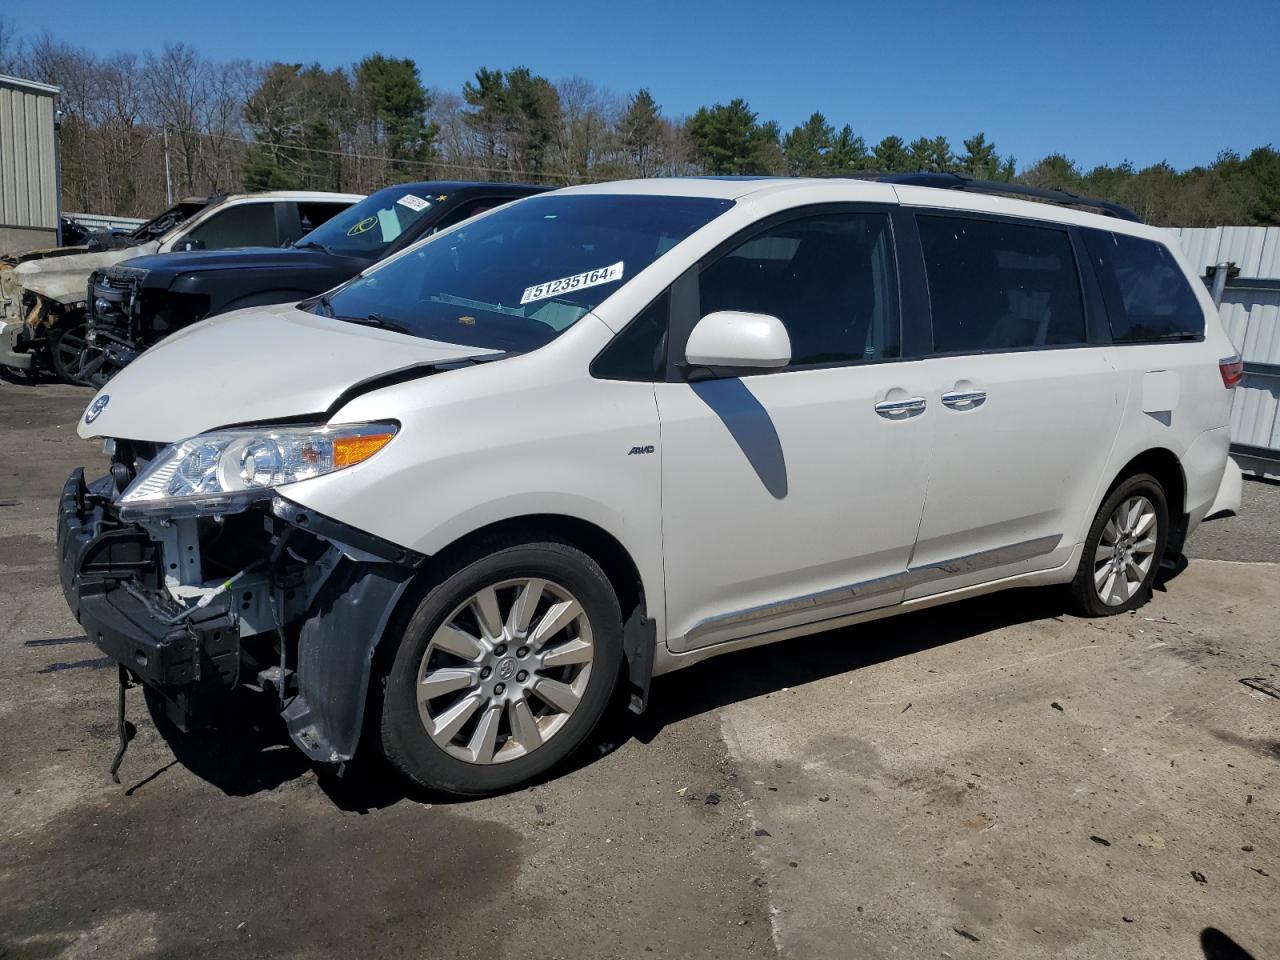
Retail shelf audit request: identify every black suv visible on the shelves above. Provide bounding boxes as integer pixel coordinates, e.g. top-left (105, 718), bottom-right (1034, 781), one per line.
top-left (77, 182), bottom-right (547, 385)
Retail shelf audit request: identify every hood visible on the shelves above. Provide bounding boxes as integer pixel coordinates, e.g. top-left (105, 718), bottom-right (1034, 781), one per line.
top-left (78, 303), bottom-right (499, 442)
top-left (121, 246), bottom-right (357, 284)
top-left (14, 242), bottom-right (160, 304)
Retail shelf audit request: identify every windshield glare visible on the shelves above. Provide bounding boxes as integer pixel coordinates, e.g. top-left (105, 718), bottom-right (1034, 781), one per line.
top-left (298, 185), bottom-right (441, 258)
top-left (318, 193), bottom-right (732, 352)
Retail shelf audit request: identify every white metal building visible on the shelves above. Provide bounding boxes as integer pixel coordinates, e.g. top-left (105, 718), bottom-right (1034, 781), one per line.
top-left (1174, 226), bottom-right (1280, 480)
top-left (0, 74), bottom-right (60, 255)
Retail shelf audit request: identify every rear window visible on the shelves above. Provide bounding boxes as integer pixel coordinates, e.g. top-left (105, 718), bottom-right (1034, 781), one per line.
top-left (917, 215), bottom-right (1086, 354)
top-left (1082, 230), bottom-right (1204, 342)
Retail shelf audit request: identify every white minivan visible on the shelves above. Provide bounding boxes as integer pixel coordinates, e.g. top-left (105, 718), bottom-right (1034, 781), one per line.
top-left (60, 175), bottom-right (1242, 795)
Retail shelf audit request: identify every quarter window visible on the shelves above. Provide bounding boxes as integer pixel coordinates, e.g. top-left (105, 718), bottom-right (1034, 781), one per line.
top-left (1081, 230), bottom-right (1204, 342)
top-left (698, 213), bottom-right (900, 367)
top-left (591, 290), bottom-right (669, 381)
top-left (917, 215), bottom-right (1086, 353)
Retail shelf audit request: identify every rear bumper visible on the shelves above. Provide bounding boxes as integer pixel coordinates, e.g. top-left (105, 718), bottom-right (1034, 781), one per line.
top-left (1183, 427), bottom-right (1237, 533)
top-left (1206, 456), bottom-right (1243, 520)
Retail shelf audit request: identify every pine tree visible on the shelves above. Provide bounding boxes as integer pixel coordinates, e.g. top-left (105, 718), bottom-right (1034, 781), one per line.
top-left (872, 135), bottom-right (910, 173)
top-left (828, 125), bottom-right (870, 174)
top-left (782, 112), bottom-right (833, 176)
top-left (685, 99), bottom-right (774, 175)
top-left (618, 88), bottom-right (663, 177)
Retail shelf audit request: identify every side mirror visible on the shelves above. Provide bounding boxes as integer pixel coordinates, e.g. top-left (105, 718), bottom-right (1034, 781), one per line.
top-left (685, 311), bottom-right (791, 375)
top-left (176, 238), bottom-right (206, 252)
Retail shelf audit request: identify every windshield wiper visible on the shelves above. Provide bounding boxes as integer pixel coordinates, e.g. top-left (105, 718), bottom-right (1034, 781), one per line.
top-left (314, 293), bottom-right (335, 317)
top-left (294, 239), bottom-right (330, 254)
top-left (340, 312), bottom-right (415, 336)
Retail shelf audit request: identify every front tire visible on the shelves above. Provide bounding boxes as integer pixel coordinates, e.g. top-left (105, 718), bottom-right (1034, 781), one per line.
top-left (379, 540), bottom-right (622, 796)
top-left (1070, 473), bottom-right (1169, 616)
top-left (47, 321), bottom-right (91, 384)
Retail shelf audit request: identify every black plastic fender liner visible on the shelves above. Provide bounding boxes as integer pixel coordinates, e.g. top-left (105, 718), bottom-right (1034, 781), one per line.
top-left (281, 559), bottom-right (416, 763)
top-left (622, 609), bottom-right (656, 714)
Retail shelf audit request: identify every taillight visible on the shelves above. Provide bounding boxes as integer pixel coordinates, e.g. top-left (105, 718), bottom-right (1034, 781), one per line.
top-left (1219, 355), bottom-right (1244, 388)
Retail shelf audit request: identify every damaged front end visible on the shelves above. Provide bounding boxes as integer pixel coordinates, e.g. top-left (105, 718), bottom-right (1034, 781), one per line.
top-left (58, 443), bottom-right (422, 766)
top-left (0, 263), bottom-right (44, 372)
top-left (81, 266), bottom-right (149, 386)
top-left (1, 243), bottom-right (160, 378)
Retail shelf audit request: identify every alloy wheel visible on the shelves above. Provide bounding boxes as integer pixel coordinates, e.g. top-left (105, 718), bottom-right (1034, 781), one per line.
top-left (415, 577), bottom-right (594, 764)
top-left (1093, 494), bottom-right (1158, 606)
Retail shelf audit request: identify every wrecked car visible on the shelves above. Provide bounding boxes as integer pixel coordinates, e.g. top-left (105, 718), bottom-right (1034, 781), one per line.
top-left (76, 182), bottom-right (546, 387)
top-left (61, 176), bottom-right (1239, 796)
top-left (2, 191), bottom-right (360, 381)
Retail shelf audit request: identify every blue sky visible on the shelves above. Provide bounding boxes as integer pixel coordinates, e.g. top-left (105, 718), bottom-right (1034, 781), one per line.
top-left (11, 0), bottom-right (1279, 171)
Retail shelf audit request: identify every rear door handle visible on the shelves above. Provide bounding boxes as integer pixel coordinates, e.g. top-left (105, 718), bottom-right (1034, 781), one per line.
top-left (874, 397), bottom-right (927, 417)
top-left (941, 390), bottom-right (987, 409)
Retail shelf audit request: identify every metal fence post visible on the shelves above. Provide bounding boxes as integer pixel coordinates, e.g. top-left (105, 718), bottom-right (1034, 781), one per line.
top-left (1210, 261), bottom-right (1230, 307)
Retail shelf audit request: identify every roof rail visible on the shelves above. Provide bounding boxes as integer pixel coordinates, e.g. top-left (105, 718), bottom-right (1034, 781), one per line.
top-left (877, 172), bottom-right (1141, 222)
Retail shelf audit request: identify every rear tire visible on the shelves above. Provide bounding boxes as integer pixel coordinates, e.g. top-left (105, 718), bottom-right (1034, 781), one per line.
top-left (379, 539), bottom-right (622, 796)
top-left (1070, 473), bottom-right (1169, 617)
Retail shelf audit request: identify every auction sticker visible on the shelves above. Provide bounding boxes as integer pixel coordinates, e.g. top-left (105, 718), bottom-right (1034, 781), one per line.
top-left (397, 194), bottom-right (431, 212)
top-left (521, 262), bottom-right (624, 305)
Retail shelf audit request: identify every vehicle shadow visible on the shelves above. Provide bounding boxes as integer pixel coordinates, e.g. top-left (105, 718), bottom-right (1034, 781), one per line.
top-left (135, 584), bottom-right (1076, 811)
top-left (1201, 927), bottom-right (1258, 960)
top-left (620, 584), bottom-right (1073, 746)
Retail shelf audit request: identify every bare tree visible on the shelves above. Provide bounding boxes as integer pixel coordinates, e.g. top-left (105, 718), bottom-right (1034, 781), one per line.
top-left (554, 76), bottom-right (619, 182)
top-left (0, 16), bottom-right (22, 75)
top-left (144, 44), bottom-right (212, 195)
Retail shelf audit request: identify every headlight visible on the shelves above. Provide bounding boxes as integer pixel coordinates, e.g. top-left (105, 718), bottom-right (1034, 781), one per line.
top-left (118, 422), bottom-right (397, 516)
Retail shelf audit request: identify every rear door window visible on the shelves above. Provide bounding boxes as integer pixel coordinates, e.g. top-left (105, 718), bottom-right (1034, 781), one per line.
top-left (1081, 230), bottom-right (1204, 342)
top-left (917, 215), bottom-right (1086, 354)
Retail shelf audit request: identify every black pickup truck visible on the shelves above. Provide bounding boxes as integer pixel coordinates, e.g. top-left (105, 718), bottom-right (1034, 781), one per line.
top-left (77, 181), bottom-right (547, 386)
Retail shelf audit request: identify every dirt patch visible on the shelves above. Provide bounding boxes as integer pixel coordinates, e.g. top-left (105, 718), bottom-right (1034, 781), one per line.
top-left (1, 786), bottom-right (525, 960)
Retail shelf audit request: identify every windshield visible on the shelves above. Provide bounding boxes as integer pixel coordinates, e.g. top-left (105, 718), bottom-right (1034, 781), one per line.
top-left (316, 193), bottom-right (732, 352)
top-left (296, 185), bottom-right (443, 259)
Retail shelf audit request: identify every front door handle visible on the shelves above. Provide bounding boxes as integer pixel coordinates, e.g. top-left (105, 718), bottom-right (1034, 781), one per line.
top-left (874, 396), bottom-right (927, 417)
top-left (941, 390), bottom-right (987, 409)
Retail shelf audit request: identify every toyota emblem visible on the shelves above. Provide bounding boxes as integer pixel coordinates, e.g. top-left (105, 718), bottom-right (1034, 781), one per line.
top-left (84, 394), bottom-right (110, 424)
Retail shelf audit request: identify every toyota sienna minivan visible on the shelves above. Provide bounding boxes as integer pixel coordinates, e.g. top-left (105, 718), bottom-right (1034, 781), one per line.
top-left (59, 175), bottom-right (1242, 795)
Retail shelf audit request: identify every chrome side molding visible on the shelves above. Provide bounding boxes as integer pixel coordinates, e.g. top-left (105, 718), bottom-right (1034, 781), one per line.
top-left (683, 534), bottom-right (1062, 648)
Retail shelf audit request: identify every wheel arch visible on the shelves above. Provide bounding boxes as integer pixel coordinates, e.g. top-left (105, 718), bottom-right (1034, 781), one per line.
top-left (378, 512), bottom-right (657, 719)
top-left (429, 513), bottom-right (647, 623)
top-left (1102, 447), bottom-right (1188, 555)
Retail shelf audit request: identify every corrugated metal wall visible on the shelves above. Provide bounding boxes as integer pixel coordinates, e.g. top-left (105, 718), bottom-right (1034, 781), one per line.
top-left (0, 75), bottom-right (59, 233)
top-left (1174, 225), bottom-right (1280, 479)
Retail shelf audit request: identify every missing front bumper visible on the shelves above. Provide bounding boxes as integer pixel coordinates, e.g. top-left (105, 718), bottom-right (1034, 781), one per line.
top-left (56, 468), bottom-right (422, 758)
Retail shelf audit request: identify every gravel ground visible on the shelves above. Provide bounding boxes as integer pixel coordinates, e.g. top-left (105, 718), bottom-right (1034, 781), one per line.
top-left (1186, 475), bottom-right (1280, 563)
top-left (1, 379), bottom-right (1276, 960)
